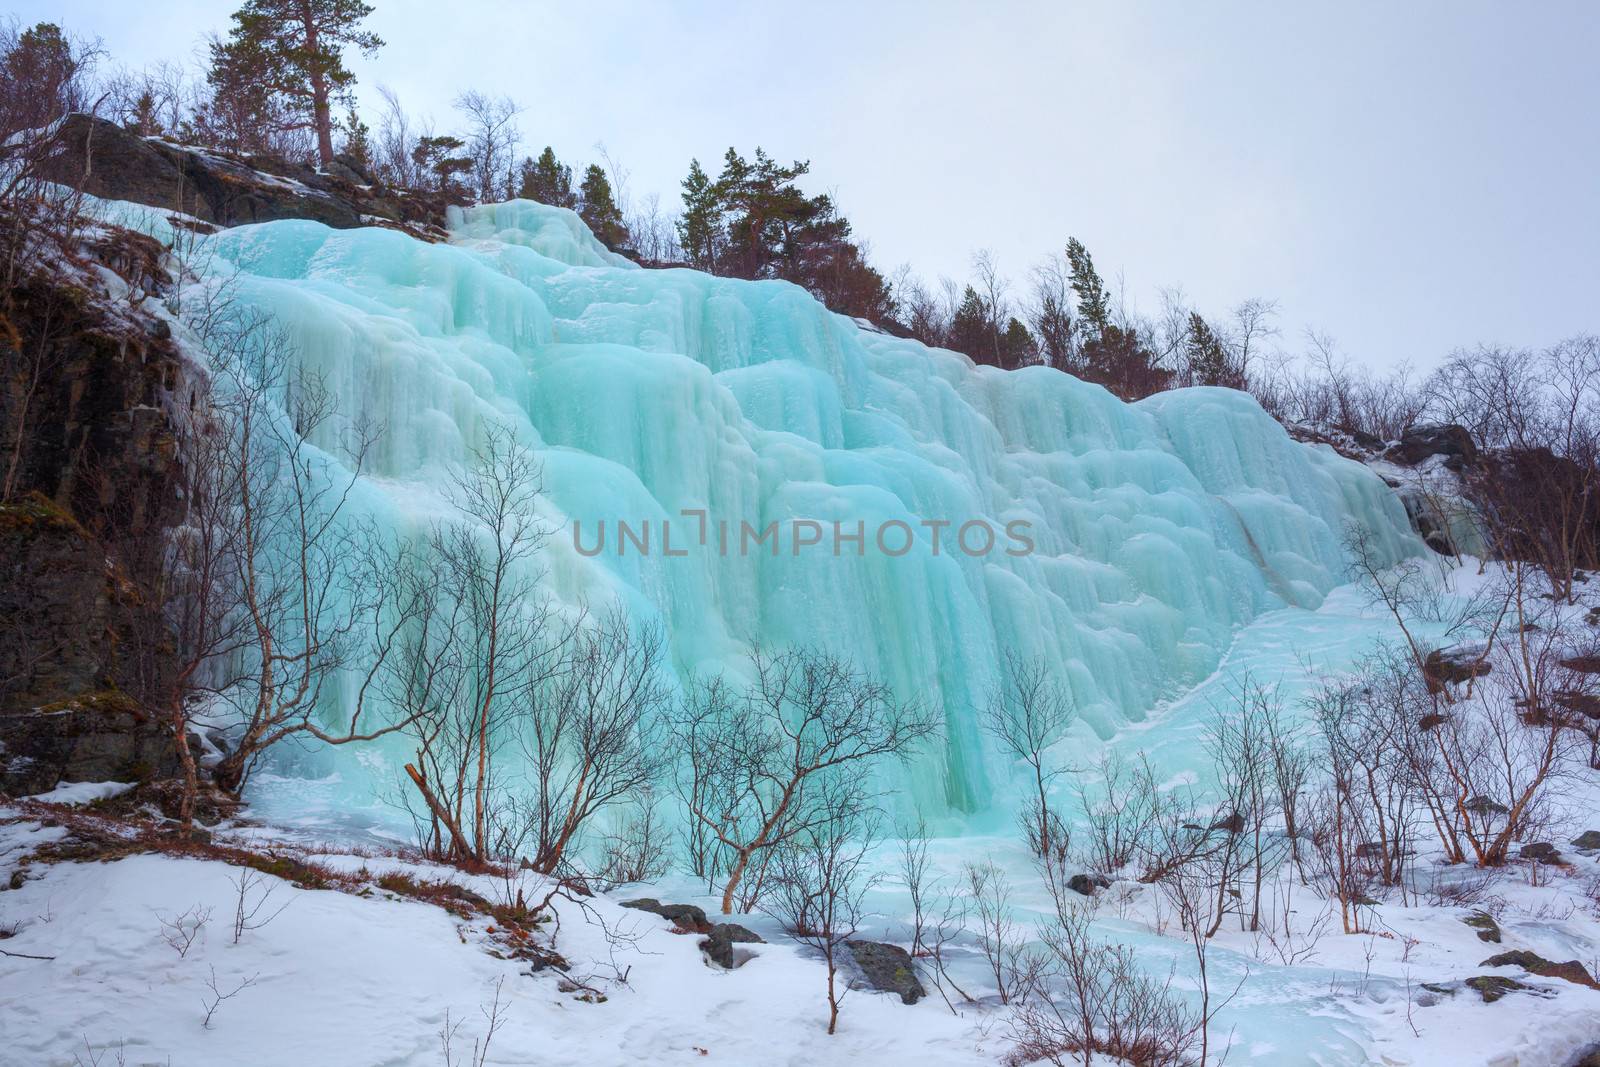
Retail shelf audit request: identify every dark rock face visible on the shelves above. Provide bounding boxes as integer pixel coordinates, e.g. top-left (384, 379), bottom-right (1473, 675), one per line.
top-left (1385, 424), bottom-right (1478, 471)
top-left (619, 898), bottom-right (712, 933)
top-left (1571, 830), bottom-right (1600, 850)
top-left (40, 114), bottom-right (461, 241)
top-left (1481, 950), bottom-right (1599, 990)
top-left (698, 923), bottom-right (764, 969)
top-left (1518, 842), bottom-right (1563, 864)
top-left (1, 256), bottom-right (184, 795)
top-left (845, 940), bottom-right (925, 1004)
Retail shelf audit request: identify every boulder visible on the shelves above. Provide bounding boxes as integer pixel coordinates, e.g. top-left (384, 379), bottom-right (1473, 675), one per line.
top-left (1464, 975), bottom-right (1531, 1003)
top-left (1208, 811), bottom-right (1246, 834)
top-left (1067, 873), bottom-right (1112, 897)
top-left (1480, 950), bottom-right (1599, 990)
top-left (1462, 911), bottom-right (1501, 944)
top-left (1464, 795), bottom-right (1509, 818)
top-left (1518, 842), bottom-right (1563, 864)
top-left (1385, 424), bottom-right (1478, 471)
top-left (1552, 690), bottom-right (1600, 721)
top-left (698, 923), bottom-right (764, 969)
top-left (619, 898), bottom-right (711, 933)
top-left (1570, 830), bottom-right (1600, 850)
top-left (1423, 647), bottom-right (1492, 693)
top-left (845, 940), bottom-right (925, 1004)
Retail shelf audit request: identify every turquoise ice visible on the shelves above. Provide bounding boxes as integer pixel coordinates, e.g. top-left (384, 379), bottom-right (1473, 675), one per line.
top-left (137, 198), bottom-right (1420, 823)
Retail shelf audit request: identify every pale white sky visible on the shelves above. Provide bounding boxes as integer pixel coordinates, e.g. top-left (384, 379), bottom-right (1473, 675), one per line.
top-left (21, 0), bottom-right (1600, 372)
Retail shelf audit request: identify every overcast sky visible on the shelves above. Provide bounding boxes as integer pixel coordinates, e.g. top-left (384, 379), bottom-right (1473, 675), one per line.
top-left (20, 0), bottom-right (1600, 373)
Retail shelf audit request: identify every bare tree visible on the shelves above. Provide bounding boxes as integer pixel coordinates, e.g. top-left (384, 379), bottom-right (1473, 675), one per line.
top-left (398, 423), bottom-right (576, 864)
top-left (765, 780), bottom-right (880, 1035)
top-left (1074, 751), bottom-right (1164, 875)
top-left (519, 607), bottom-right (670, 874)
top-left (1012, 895), bottom-right (1202, 1067)
top-left (454, 90), bottom-right (522, 202)
top-left (983, 652), bottom-right (1075, 861)
top-left (672, 647), bottom-right (938, 913)
top-left (165, 311), bottom-right (431, 815)
top-left (1027, 252), bottom-right (1077, 372)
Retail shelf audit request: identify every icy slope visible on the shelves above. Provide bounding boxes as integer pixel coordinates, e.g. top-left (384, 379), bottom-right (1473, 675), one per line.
top-left (156, 198), bottom-right (1418, 818)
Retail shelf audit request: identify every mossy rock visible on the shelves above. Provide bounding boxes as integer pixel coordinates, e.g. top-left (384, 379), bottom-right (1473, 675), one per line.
top-left (1463, 911), bottom-right (1501, 944)
top-left (0, 492), bottom-right (85, 537)
top-left (1464, 975), bottom-right (1529, 1003)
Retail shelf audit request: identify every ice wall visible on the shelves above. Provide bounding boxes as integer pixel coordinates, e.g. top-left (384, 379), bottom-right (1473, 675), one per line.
top-left (163, 199), bottom-right (1419, 820)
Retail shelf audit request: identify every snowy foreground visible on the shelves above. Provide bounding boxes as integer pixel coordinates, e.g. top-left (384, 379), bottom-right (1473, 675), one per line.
top-left (2, 789), bottom-right (1598, 1067)
top-left (5, 566), bottom-right (1600, 1066)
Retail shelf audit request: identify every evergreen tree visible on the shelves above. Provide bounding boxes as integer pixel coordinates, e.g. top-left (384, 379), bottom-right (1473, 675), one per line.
top-left (1184, 311), bottom-right (1243, 389)
top-left (411, 134), bottom-right (472, 191)
top-left (1064, 237), bottom-right (1111, 337)
top-left (677, 158), bottom-right (723, 270)
top-left (578, 163), bottom-right (627, 249)
top-left (714, 147), bottom-right (816, 279)
top-left (208, 0), bottom-right (383, 165)
top-left (337, 104), bottom-right (371, 172)
top-left (949, 286), bottom-right (994, 363)
top-left (1001, 318), bottom-right (1039, 369)
top-left (675, 147), bottom-right (892, 322)
top-left (517, 146), bottom-right (575, 208)
top-left (0, 22), bottom-right (86, 137)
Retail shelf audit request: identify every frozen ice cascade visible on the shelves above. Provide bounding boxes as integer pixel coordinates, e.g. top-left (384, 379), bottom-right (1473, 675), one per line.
top-left (146, 199), bottom-right (1420, 825)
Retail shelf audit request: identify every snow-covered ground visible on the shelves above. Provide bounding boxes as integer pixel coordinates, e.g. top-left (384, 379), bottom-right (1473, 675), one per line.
top-left (4, 564), bottom-right (1599, 1067)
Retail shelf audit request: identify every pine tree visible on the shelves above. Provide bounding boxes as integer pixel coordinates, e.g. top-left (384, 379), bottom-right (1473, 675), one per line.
top-left (578, 163), bottom-right (627, 249)
top-left (0, 23), bottom-right (85, 137)
top-left (1184, 312), bottom-right (1243, 389)
top-left (337, 104), bottom-right (371, 172)
top-left (208, 0), bottom-right (383, 165)
top-left (714, 147), bottom-right (815, 279)
top-left (677, 158), bottom-right (723, 270)
top-left (517, 146), bottom-right (575, 208)
top-left (1065, 237), bottom-right (1110, 337)
top-left (411, 135), bottom-right (472, 191)
top-left (950, 286), bottom-right (994, 363)
top-left (1001, 318), bottom-right (1039, 370)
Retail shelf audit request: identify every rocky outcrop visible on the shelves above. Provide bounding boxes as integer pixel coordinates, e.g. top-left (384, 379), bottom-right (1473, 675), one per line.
top-left (1068, 872), bottom-right (1112, 896)
top-left (1518, 842), bottom-right (1564, 864)
top-left (0, 228), bottom-right (189, 796)
top-left (40, 114), bottom-right (462, 241)
top-left (1384, 424), bottom-right (1478, 471)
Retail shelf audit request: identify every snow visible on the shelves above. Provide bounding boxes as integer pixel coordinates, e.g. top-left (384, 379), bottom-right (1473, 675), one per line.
top-left (24, 781), bottom-right (135, 806)
top-left (0, 818), bottom-right (990, 1067)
